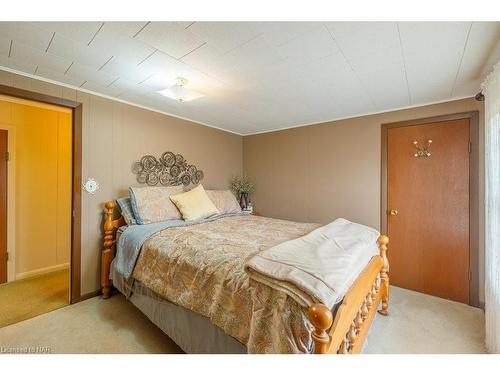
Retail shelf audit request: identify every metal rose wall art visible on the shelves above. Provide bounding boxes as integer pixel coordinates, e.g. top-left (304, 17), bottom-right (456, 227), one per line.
top-left (131, 151), bottom-right (204, 187)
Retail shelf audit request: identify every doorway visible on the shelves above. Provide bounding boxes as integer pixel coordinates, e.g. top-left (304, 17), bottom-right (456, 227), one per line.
top-left (0, 85), bottom-right (82, 327)
top-left (0, 129), bottom-right (6, 284)
top-left (381, 112), bottom-right (479, 306)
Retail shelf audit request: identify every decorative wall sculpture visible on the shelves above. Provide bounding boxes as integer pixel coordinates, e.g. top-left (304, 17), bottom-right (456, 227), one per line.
top-left (132, 151), bottom-right (204, 186)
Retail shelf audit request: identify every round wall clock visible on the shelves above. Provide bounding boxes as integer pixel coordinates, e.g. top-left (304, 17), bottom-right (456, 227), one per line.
top-left (82, 178), bottom-right (100, 194)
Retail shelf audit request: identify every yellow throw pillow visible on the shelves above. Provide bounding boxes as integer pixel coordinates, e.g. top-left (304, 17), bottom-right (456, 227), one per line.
top-left (169, 184), bottom-right (220, 221)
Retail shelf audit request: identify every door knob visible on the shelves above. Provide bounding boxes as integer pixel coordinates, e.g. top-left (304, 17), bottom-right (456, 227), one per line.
top-left (388, 209), bottom-right (398, 216)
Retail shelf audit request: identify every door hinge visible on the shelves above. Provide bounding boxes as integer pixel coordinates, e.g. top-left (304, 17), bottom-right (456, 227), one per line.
top-left (5, 251), bottom-right (9, 261)
top-left (468, 142), bottom-right (471, 154)
top-left (72, 210), bottom-right (76, 218)
top-left (4, 152), bottom-right (9, 162)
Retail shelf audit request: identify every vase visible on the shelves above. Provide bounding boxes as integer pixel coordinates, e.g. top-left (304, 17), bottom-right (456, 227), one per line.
top-left (239, 192), bottom-right (249, 209)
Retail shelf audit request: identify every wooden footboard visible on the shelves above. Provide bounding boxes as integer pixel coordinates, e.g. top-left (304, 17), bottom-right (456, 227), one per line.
top-left (308, 235), bottom-right (389, 354)
top-left (101, 201), bottom-right (125, 299)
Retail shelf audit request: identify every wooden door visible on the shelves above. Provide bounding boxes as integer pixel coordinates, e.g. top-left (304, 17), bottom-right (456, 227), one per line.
top-left (0, 129), bottom-right (7, 284)
top-left (387, 119), bottom-right (470, 304)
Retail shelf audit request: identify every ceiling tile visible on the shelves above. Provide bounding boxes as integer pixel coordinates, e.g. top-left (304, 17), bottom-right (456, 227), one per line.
top-left (138, 50), bottom-right (192, 77)
top-left (99, 57), bottom-right (154, 84)
top-left (176, 22), bottom-right (195, 29)
top-left (453, 22), bottom-right (500, 94)
top-left (399, 22), bottom-right (471, 104)
top-left (81, 80), bottom-right (131, 97)
top-left (66, 62), bottom-right (118, 87)
top-left (207, 35), bottom-right (282, 85)
top-left (451, 78), bottom-right (483, 99)
top-left (325, 22), bottom-right (399, 59)
top-left (356, 67), bottom-right (410, 110)
top-left (0, 54), bottom-right (37, 74)
top-left (240, 61), bottom-right (305, 92)
top-left (398, 22), bottom-right (471, 56)
top-left (102, 22), bottom-right (149, 37)
top-left (275, 24), bottom-right (339, 66)
top-left (11, 41), bottom-right (72, 73)
top-left (346, 45), bottom-right (410, 109)
top-left (138, 50), bottom-right (224, 94)
top-left (135, 22), bottom-right (205, 59)
top-left (48, 33), bottom-right (111, 70)
top-left (32, 22), bottom-right (103, 44)
top-left (113, 80), bottom-right (153, 100)
top-left (89, 23), bottom-right (156, 65)
top-left (180, 43), bottom-right (227, 76)
top-left (299, 52), bottom-right (353, 86)
top-left (35, 66), bottom-right (86, 87)
top-left (250, 22), bottom-right (318, 46)
top-left (347, 44), bottom-right (403, 73)
top-left (187, 22), bottom-right (261, 53)
top-left (405, 53), bottom-right (458, 103)
top-left (0, 22), bottom-right (53, 51)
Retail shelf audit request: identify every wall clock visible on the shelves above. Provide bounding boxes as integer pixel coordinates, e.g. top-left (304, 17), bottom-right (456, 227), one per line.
top-left (82, 178), bottom-right (99, 194)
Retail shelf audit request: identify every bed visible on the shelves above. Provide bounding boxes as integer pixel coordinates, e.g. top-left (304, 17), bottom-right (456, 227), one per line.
top-left (101, 200), bottom-right (389, 354)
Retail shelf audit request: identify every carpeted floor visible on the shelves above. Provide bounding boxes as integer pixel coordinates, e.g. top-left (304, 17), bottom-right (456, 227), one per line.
top-left (0, 269), bottom-right (69, 328)
top-left (0, 286), bottom-right (486, 354)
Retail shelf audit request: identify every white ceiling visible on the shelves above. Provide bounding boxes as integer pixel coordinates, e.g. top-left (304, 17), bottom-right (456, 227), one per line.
top-left (0, 22), bottom-right (498, 135)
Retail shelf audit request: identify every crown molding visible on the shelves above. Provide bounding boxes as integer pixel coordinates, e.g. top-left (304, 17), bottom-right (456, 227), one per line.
top-left (0, 65), bottom-right (243, 136)
top-left (243, 95), bottom-right (476, 136)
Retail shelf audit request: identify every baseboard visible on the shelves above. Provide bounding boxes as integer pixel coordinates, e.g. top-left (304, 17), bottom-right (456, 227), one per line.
top-left (73, 289), bottom-right (101, 303)
top-left (16, 263), bottom-right (70, 280)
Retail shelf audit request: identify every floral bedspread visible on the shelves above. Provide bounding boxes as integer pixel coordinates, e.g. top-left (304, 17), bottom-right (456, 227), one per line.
top-left (132, 214), bottom-right (320, 353)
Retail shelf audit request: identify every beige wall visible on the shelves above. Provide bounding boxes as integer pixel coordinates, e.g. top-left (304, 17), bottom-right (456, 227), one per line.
top-left (243, 97), bottom-right (485, 303)
top-left (0, 96), bottom-right (72, 280)
top-left (0, 70), bottom-right (243, 295)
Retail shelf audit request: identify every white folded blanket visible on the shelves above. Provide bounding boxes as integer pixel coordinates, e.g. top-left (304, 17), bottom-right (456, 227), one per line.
top-left (245, 218), bottom-right (379, 309)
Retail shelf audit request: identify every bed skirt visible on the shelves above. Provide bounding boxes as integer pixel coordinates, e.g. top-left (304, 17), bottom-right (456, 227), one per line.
top-left (111, 265), bottom-right (246, 354)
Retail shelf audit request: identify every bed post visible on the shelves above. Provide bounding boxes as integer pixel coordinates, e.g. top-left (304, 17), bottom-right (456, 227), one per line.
top-left (101, 201), bottom-right (117, 299)
top-left (377, 235), bottom-right (389, 316)
top-left (308, 303), bottom-right (333, 354)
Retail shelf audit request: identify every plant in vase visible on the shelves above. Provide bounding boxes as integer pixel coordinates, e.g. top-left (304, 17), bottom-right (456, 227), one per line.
top-left (229, 175), bottom-right (255, 210)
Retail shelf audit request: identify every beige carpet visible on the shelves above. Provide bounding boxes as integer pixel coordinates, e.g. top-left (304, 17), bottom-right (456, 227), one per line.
top-left (0, 286), bottom-right (486, 354)
top-left (0, 269), bottom-right (69, 328)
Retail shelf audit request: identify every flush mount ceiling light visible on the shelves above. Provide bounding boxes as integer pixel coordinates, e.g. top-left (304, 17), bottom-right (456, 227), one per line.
top-left (157, 77), bottom-right (205, 102)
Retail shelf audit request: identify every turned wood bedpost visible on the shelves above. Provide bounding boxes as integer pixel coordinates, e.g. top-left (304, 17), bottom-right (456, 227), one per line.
top-left (308, 303), bottom-right (333, 354)
top-left (101, 201), bottom-right (116, 299)
top-left (377, 235), bottom-right (390, 316)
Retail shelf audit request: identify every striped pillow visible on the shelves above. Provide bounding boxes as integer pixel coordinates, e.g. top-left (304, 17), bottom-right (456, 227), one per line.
top-left (117, 197), bottom-right (137, 226)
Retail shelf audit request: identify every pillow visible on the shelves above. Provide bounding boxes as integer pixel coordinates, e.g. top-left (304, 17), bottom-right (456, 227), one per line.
top-left (206, 190), bottom-right (241, 214)
top-left (116, 197), bottom-right (137, 226)
top-left (169, 184), bottom-right (220, 221)
top-left (129, 186), bottom-right (184, 224)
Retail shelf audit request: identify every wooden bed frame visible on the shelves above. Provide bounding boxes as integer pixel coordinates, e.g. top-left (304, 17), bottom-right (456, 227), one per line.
top-left (100, 200), bottom-right (389, 354)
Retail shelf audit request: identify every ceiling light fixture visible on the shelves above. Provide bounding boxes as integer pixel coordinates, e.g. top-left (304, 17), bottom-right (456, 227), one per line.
top-left (157, 77), bottom-right (205, 102)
